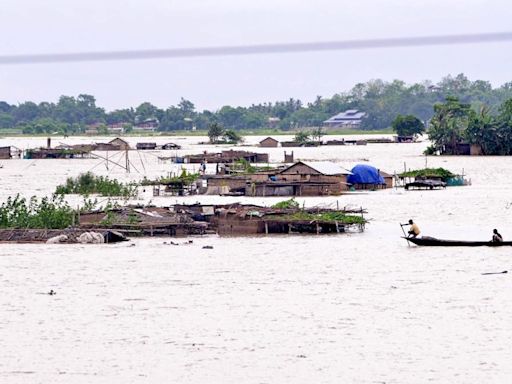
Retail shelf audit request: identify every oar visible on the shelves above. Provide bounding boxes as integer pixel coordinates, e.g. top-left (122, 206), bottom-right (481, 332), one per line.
top-left (481, 270), bottom-right (508, 275)
top-left (400, 223), bottom-right (410, 247)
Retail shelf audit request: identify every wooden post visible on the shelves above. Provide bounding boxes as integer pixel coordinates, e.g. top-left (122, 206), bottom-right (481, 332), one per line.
top-left (316, 222), bottom-right (320, 235)
top-left (335, 221), bottom-right (339, 233)
top-left (265, 222), bottom-right (268, 235)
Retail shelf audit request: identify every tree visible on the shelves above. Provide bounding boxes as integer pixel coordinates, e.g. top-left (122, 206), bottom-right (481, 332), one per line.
top-left (208, 123), bottom-right (224, 143)
top-left (294, 131), bottom-right (310, 144)
top-left (223, 129), bottom-right (243, 144)
top-left (310, 126), bottom-right (324, 142)
top-left (391, 114), bottom-right (425, 137)
top-left (427, 97), bottom-right (475, 154)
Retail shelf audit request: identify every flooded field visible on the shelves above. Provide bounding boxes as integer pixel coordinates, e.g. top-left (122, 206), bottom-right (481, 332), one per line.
top-left (1, 135), bottom-right (512, 383)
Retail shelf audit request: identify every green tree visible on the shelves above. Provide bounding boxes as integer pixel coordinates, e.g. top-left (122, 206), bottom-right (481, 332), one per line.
top-left (223, 129), bottom-right (243, 144)
top-left (208, 123), bottom-right (224, 143)
top-left (391, 114), bottom-right (425, 137)
top-left (427, 97), bottom-right (475, 154)
top-left (294, 131), bottom-right (310, 144)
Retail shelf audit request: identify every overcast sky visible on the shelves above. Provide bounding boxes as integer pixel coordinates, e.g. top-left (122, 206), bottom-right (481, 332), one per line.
top-left (0, 0), bottom-right (511, 111)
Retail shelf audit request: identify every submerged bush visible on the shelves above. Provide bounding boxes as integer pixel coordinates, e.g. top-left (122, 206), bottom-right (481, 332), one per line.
top-left (271, 198), bottom-right (300, 209)
top-left (399, 167), bottom-right (455, 180)
top-left (0, 194), bottom-right (75, 229)
top-left (55, 172), bottom-right (137, 198)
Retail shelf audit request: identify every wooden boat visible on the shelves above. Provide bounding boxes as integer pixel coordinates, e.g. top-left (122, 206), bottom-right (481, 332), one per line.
top-left (403, 236), bottom-right (512, 247)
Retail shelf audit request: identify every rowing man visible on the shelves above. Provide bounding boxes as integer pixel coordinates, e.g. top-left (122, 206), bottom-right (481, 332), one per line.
top-left (407, 219), bottom-right (420, 238)
top-left (492, 229), bottom-right (503, 242)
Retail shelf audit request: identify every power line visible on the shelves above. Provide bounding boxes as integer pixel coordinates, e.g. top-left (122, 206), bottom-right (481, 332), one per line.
top-left (1, 31), bottom-right (511, 65)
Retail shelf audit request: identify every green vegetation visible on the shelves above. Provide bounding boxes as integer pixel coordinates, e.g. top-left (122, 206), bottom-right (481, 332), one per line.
top-left (140, 169), bottom-right (199, 186)
top-left (55, 172), bottom-right (137, 198)
top-left (276, 211), bottom-right (366, 225)
top-left (230, 159), bottom-right (274, 174)
top-left (399, 168), bottom-right (455, 180)
top-left (271, 198), bottom-right (300, 209)
top-left (208, 123), bottom-right (244, 144)
top-left (2, 74), bottom-right (512, 134)
top-left (0, 194), bottom-right (75, 229)
top-left (427, 96), bottom-right (512, 155)
top-left (391, 114), bottom-right (425, 137)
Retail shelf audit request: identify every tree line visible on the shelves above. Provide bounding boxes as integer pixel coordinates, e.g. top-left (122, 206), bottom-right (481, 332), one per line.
top-left (1, 73), bottom-right (512, 134)
top-left (427, 96), bottom-right (512, 155)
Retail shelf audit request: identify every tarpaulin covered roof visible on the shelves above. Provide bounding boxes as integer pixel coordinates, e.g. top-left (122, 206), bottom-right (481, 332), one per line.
top-left (347, 164), bottom-right (385, 185)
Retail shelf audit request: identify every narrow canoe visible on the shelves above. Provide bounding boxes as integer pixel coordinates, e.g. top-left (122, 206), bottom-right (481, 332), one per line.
top-left (403, 236), bottom-right (512, 247)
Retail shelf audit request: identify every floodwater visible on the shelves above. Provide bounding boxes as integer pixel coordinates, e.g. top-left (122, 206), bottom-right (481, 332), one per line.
top-left (1, 135), bottom-right (512, 383)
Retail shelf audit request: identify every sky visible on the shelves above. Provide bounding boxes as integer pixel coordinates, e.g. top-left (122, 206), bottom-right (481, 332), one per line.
top-left (0, 0), bottom-right (511, 111)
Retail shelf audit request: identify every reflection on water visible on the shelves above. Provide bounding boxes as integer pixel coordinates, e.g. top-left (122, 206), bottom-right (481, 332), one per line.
top-left (1, 135), bottom-right (512, 383)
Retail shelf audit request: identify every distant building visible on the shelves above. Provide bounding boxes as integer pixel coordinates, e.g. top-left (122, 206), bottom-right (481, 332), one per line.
top-left (134, 118), bottom-right (159, 132)
top-left (107, 122), bottom-right (128, 134)
top-left (267, 117), bottom-right (281, 128)
top-left (259, 137), bottom-right (279, 148)
top-left (323, 110), bottom-right (366, 128)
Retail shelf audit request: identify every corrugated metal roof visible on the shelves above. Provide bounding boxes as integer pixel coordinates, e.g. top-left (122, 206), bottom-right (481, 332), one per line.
top-left (323, 110), bottom-right (366, 123)
top-left (301, 161), bottom-right (353, 175)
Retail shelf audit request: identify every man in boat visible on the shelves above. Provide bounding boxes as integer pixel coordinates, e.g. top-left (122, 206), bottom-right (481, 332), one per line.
top-left (492, 229), bottom-right (503, 242)
top-left (407, 219), bottom-right (420, 238)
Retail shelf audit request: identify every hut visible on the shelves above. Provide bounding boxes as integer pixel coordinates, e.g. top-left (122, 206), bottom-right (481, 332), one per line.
top-left (184, 150), bottom-right (269, 164)
top-left (136, 142), bottom-right (157, 150)
top-left (259, 137), bottom-right (279, 147)
top-left (246, 161), bottom-right (351, 196)
top-left (109, 138), bottom-right (131, 150)
top-left (347, 164), bottom-right (389, 190)
top-left (0, 146), bottom-right (22, 159)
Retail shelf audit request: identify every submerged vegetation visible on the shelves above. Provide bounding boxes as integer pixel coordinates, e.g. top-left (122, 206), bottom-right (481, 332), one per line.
top-left (0, 194), bottom-right (75, 229)
top-left (55, 172), bottom-right (137, 198)
top-left (140, 169), bottom-right (200, 186)
top-left (231, 159), bottom-right (274, 174)
top-left (271, 198), bottom-right (300, 209)
top-left (399, 168), bottom-right (456, 180)
top-left (275, 211), bottom-right (366, 225)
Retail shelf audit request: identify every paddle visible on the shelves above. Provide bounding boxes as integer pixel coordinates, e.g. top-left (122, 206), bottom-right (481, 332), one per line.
top-left (400, 223), bottom-right (410, 247)
top-left (481, 270), bottom-right (508, 275)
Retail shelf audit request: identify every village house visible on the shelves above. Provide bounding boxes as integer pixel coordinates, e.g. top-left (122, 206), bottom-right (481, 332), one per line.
top-left (246, 161), bottom-right (352, 197)
top-left (184, 150), bottom-right (269, 164)
top-left (347, 164), bottom-right (393, 190)
top-left (0, 146), bottom-right (22, 159)
top-left (323, 110), bottom-right (366, 129)
top-left (133, 118), bottom-right (159, 132)
top-left (259, 137), bottom-right (279, 148)
top-left (108, 137), bottom-right (131, 150)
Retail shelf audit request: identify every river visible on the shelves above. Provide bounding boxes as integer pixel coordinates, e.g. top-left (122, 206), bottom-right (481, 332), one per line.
top-left (0, 135), bottom-right (511, 383)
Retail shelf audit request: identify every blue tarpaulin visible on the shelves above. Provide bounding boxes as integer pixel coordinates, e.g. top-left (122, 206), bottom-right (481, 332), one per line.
top-left (347, 164), bottom-right (385, 185)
